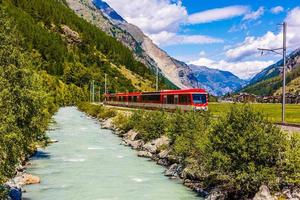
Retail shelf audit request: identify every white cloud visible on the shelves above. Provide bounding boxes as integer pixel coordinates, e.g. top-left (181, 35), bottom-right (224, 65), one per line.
top-left (104, 0), bottom-right (187, 34)
top-left (226, 7), bottom-right (300, 61)
top-left (188, 6), bottom-right (249, 24)
top-left (149, 31), bottom-right (223, 46)
top-left (189, 57), bottom-right (274, 79)
top-left (271, 6), bottom-right (284, 14)
top-left (243, 6), bottom-right (264, 21)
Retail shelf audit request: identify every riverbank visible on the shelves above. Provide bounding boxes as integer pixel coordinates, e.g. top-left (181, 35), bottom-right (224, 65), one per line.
top-left (78, 102), bottom-right (300, 200)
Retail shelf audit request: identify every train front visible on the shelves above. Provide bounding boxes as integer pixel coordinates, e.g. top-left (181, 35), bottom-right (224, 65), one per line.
top-left (191, 92), bottom-right (208, 111)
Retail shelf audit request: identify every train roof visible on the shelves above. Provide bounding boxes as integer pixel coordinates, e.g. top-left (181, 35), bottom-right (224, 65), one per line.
top-left (105, 88), bottom-right (207, 96)
top-left (159, 88), bottom-right (207, 94)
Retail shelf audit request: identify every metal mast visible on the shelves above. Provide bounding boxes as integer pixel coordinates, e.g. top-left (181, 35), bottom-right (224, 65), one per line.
top-left (282, 22), bottom-right (287, 123)
top-left (258, 22), bottom-right (287, 123)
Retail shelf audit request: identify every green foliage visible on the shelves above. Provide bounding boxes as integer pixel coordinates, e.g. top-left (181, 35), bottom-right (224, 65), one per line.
top-left (112, 113), bottom-right (132, 133)
top-left (97, 108), bottom-right (116, 119)
top-left (133, 110), bottom-right (168, 142)
top-left (77, 102), bottom-right (116, 119)
top-left (168, 110), bottom-right (210, 160)
top-left (0, 6), bottom-right (86, 197)
top-left (205, 105), bottom-right (287, 197)
top-left (282, 134), bottom-right (300, 185)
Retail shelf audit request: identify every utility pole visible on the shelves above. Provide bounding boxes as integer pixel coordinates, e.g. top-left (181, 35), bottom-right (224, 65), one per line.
top-left (258, 22), bottom-right (287, 123)
top-left (156, 66), bottom-right (159, 91)
top-left (282, 22), bottom-right (287, 124)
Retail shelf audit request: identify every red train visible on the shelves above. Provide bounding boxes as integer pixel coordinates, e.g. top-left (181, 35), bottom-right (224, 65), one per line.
top-left (104, 89), bottom-right (208, 111)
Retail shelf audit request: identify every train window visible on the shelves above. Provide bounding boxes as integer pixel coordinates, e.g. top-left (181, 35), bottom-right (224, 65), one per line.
top-left (133, 96), bottom-right (138, 102)
top-left (167, 95), bottom-right (174, 104)
top-left (179, 94), bottom-right (191, 104)
top-left (174, 95), bottom-right (178, 104)
top-left (192, 94), bottom-right (207, 104)
top-left (118, 96), bottom-right (121, 101)
top-left (142, 94), bottom-right (160, 102)
top-left (128, 96), bottom-right (132, 102)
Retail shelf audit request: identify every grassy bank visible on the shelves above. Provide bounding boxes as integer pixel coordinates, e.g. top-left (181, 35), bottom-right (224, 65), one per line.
top-left (78, 102), bottom-right (300, 199)
top-left (209, 103), bottom-right (300, 124)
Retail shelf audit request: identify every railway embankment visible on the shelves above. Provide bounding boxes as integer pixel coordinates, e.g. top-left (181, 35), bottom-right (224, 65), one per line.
top-left (78, 102), bottom-right (300, 200)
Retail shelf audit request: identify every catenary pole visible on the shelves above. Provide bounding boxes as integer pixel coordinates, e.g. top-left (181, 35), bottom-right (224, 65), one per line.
top-left (282, 22), bottom-right (287, 123)
top-left (258, 21), bottom-right (287, 123)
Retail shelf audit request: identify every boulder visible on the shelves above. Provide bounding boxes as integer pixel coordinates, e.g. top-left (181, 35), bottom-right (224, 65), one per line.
top-left (158, 149), bottom-right (171, 159)
top-left (21, 174), bottom-right (40, 185)
top-left (164, 163), bottom-right (182, 177)
top-left (125, 139), bottom-right (144, 150)
top-left (101, 118), bottom-right (114, 129)
top-left (157, 158), bottom-right (169, 166)
top-left (253, 185), bottom-right (275, 200)
top-left (143, 136), bottom-right (170, 154)
top-left (137, 151), bottom-right (153, 158)
top-left (282, 188), bottom-right (293, 199)
top-left (49, 139), bottom-right (59, 144)
top-left (292, 187), bottom-right (300, 199)
top-left (124, 130), bottom-right (139, 141)
top-left (205, 188), bottom-right (226, 200)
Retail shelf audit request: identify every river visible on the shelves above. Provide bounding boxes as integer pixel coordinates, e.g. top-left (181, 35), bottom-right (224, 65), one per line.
top-left (23, 107), bottom-right (202, 200)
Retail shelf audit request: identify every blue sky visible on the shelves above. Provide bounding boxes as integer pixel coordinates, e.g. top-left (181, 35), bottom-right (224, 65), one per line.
top-left (104, 0), bottom-right (300, 79)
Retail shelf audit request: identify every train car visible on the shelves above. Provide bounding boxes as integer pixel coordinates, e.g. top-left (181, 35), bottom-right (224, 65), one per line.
top-left (104, 89), bottom-right (208, 111)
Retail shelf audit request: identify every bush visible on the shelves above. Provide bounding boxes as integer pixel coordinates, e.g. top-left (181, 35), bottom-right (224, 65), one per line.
top-left (97, 108), bottom-right (116, 119)
top-left (112, 113), bottom-right (132, 133)
top-left (168, 110), bottom-right (210, 160)
top-left (282, 134), bottom-right (300, 186)
top-left (134, 110), bottom-right (168, 142)
top-left (204, 105), bottom-right (287, 197)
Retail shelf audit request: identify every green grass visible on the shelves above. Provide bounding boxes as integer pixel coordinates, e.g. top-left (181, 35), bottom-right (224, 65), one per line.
top-left (209, 103), bottom-right (300, 124)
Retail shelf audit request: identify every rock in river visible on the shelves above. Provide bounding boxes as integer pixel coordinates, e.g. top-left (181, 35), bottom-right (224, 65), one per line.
top-left (21, 174), bottom-right (40, 185)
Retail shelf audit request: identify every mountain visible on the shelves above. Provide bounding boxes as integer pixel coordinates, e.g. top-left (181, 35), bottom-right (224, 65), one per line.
top-left (66, 0), bottom-right (198, 89)
top-left (190, 65), bottom-right (247, 96)
top-left (2, 0), bottom-right (175, 94)
top-left (241, 48), bottom-right (300, 95)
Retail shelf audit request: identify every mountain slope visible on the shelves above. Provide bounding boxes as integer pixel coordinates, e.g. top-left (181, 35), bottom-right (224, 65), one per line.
top-left (3, 0), bottom-right (174, 93)
top-left (190, 65), bottom-right (246, 96)
top-left (241, 48), bottom-right (300, 95)
top-left (250, 48), bottom-right (300, 84)
top-left (66, 0), bottom-right (198, 89)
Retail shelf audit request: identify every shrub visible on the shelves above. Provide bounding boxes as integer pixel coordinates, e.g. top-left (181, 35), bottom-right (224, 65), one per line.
top-left (282, 134), bottom-right (300, 186)
top-left (204, 105), bottom-right (287, 197)
top-left (134, 110), bottom-right (168, 142)
top-left (168, 110), bottom-right (210, 160)
top-left (97, 108), bottom-right (116, 119)
top-left (112, 112), bottom-right (132, 133)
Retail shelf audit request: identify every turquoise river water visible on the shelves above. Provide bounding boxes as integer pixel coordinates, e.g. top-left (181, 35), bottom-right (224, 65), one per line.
top-left (23, 107), bottom-right (202, 200)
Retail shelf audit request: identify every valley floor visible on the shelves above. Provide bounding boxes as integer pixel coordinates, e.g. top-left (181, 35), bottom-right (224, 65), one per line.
top-left (210, 102), bottom-right (300, 124)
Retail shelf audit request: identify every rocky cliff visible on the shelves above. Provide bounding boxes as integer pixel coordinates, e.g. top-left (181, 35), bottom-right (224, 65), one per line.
top-left (65, 0), bottom-right (198, 89)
